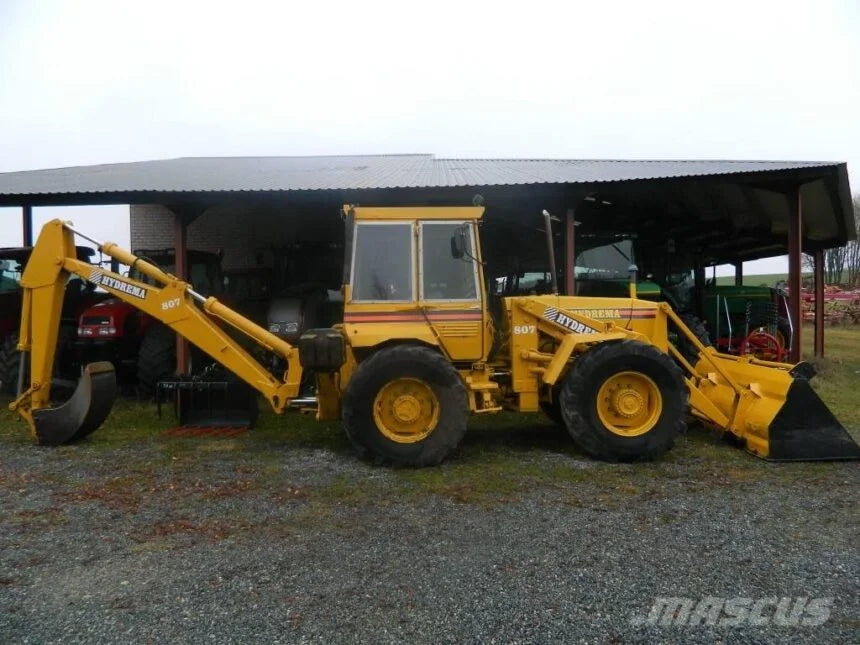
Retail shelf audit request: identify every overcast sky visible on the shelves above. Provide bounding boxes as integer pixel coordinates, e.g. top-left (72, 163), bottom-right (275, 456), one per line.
top-left (1, 0), bottom-right (858, 275)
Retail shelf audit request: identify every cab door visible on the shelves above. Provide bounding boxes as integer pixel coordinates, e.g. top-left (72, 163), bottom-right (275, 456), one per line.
top-left (418, 221), bottom-right (485, 362)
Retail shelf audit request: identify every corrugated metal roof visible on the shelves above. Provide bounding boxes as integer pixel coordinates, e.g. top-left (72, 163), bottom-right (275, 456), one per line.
top-left (0, 154), bottom-right (840, 195)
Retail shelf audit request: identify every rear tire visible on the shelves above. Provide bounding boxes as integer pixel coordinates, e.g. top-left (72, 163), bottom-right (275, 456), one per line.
top-left (675, 314), bottom-right (711, 366)
top-left (137, 326), bottom-right (176, 396)
top-left (560, 340), bottom-right (688, 462)
top-left (0, 332), bottom-right (77, 400)
top-left (342, 345), bottom-right (468, 467)
top-left (0, 334), bottom-right (21, 394)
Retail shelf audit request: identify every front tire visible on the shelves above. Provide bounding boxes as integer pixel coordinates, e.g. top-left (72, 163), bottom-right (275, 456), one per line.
top-left (540, 394), bottom-right (563, 426)
top-left (560, 340), bottom-right (688, 462)
top-left (342, 345), bottom-right (468, 467)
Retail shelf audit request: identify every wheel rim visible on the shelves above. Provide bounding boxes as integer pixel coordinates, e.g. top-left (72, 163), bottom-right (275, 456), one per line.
top-left (743, 330), bottom-right (783, 361)
top-left (596, 371), bottom-right (662, 437)
top-left (773, 328), bottom-right (788, 357)
top-left (373, 377), bottom-right (440, 443)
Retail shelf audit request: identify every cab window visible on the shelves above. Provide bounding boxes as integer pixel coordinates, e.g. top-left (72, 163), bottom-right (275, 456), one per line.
top-left (576, 239), bottom-right (633, 280)
top-left (351, 223), bottom-right (414, 301)
top-left (420, 222), bottom-right (479, 301)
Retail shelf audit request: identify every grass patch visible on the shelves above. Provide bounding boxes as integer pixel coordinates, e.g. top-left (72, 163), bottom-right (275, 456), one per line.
top-left (803, 324), bottom-right (860, 429)
top-left (713, 272), bottom-right (812, 287)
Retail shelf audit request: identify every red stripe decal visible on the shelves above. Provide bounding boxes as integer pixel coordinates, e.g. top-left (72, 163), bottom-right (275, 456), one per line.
top-left (344, 310), bottom-right (482, 323)
top-left (427, 314), bottom-right (482, 320)
top-left (344, 316), bottom-right (425, 322)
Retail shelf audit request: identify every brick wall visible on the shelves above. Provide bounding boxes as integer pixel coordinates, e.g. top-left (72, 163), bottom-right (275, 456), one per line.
top-left (130, 204), bottom-right (173, 250)
top-left (130, 203), bottom-right (343, 272)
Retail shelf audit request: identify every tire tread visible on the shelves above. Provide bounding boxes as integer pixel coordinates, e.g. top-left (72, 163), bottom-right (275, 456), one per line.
top-left (0, 334), bottom-right (20, 394)
top-left (561, 340), bottom-right (688, 462)
top-left (137, 326), bottom-right (176, 395)
top-left (342, 344), bottom-right (468, 467)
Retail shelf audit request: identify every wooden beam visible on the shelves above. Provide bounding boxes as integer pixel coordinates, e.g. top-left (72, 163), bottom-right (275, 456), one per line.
top-left (814, 249), bottom-right (825, 358)
top-left (564, 208), bottom-right (576, 295)
top-left (22, 205), bottom-right (33, 247)
top-left (787, 186), bottom-right (803, 363)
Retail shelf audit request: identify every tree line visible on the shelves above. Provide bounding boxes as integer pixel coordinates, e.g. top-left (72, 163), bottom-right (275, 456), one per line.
top-left (808, 195), bottom-right (860, 287)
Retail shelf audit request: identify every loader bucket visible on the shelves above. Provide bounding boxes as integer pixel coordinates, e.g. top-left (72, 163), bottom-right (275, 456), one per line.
top-left (690, 356), bottom-right (860, 461)
top-left (767, 376), bottom-right (860, 461)
top-left (32, 362), bottom-right (117, 446)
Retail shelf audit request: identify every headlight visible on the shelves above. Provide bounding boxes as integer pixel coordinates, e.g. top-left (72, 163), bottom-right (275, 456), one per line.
top-left (97, 327), bottom-right (117, 336)
top-left (270, 322), bottom-right (299, 335)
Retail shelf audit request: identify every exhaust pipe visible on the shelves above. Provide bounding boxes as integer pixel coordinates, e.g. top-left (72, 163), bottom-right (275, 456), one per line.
top-left (542, 210), bottom-right (559, 295)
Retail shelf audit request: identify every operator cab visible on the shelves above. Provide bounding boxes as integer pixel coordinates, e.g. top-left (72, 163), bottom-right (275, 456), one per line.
top-left (350, 220), bottom-right (480, 302)
top-left (343, 206), bottom-right (491, 363)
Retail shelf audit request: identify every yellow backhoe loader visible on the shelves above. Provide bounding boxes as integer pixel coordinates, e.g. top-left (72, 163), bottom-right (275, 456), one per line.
top-left (9, 207), bottom-right (860, 465)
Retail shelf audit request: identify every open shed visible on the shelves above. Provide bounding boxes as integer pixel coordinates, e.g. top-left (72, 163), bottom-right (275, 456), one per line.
top-left (0, 154), bottom-right (854, 366)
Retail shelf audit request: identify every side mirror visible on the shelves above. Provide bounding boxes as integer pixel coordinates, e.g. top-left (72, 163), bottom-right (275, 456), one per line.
top-left (450, 231), bottom-right (467, 259)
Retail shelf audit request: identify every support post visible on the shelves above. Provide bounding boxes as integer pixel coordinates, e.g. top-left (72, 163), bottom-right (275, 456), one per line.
top-left (565, 208), bottom-right (576, 295)
top-left (22, 205), bottom-right (33, 247)
top-left (813, 249), bottom-right (825, 359)
top-left (174, 214), bottom-right (189, 375)
top-left (787, 186), bottom-right (803, 363)
top-left (733, 262), bottom-right (743, 287)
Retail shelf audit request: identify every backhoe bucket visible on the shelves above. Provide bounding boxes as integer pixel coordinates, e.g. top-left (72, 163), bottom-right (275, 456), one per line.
top-left (32, 362), bottom-right (117, 446)
top-left (690, 356), bottom-right (860, 461)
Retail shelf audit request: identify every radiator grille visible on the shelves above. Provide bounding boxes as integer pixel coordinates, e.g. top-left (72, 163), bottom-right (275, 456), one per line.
top-left (433, 321), bottom-right (481, 337)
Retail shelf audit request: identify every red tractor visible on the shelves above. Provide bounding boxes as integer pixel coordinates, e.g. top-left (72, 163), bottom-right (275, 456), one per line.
top-left (0, 246), bottom-right (105, 393)
top-left (74, 248), bottom-right (226, 393)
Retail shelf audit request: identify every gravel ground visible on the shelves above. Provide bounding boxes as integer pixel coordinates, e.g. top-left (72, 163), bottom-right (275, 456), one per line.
top-left (1, 427), bottom-right (858, 644)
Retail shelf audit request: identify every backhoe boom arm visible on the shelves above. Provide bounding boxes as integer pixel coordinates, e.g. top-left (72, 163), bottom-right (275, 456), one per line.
top-left (11, 219), bottom-right (302, 441)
